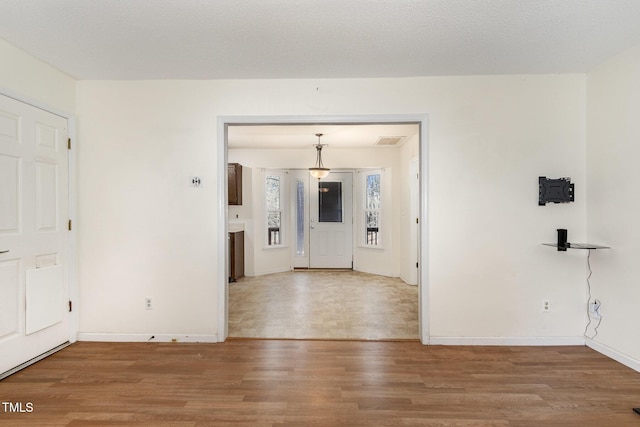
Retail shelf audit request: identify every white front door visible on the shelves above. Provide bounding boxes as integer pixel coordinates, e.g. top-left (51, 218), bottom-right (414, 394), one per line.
top-left (309, 171), bottom-right (353, 268)
top-left (0, 94), bottom-right (70, 376)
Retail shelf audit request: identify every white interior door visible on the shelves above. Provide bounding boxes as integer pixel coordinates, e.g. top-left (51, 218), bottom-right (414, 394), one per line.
top-left (309, 171), bottom-right (353, 268)
top-left (0, 94), bottom-right (70, 376)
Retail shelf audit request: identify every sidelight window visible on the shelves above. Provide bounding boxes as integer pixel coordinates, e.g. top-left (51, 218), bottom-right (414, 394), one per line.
top-left (295, 179), bottom-right (305, 255)
top-left (363, 171), bottom-right (382, 247)
top-left (265, 171), bottom-right (286, 246)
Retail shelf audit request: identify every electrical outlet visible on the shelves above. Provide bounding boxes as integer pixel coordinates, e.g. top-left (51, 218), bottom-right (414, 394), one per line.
top-left (543, 300), bottom-right (550, 312)
top-left (589, 299), bottom-right (602, 319)
top-left (145, 297), bottom-right (153, 310)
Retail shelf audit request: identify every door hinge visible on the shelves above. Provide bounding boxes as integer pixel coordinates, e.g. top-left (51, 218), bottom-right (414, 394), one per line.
top-left (416, 262), bottom-right (419, 268)
top-left (416, 218), bottom-right (419, 224)
top-left (68, 301), bottom-right (72, 312)
top-left (68, 138), bottom-right (71, 150)
top-left (68, 220), bottom-right (72, 231)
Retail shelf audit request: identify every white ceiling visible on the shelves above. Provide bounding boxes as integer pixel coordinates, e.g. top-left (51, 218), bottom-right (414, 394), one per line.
top-left (1, 0), bottom-right (640, 80)
top-left (3, 1), bottom-right (639, 149)
top-left (228, 123), bottom-right (420, 149)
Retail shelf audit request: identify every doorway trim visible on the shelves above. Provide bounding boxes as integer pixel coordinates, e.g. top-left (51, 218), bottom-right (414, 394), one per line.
top-left (216, 114), bottom-right (430, 344)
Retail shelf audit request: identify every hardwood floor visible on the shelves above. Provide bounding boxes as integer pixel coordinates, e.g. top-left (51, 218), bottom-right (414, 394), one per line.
top-left (1, 341), bottom-right (640, 426)
top-left (229, 271), bottom-right (419, 340)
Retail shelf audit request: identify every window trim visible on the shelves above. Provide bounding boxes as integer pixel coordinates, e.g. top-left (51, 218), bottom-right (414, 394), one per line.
top-left (264, 169), bottom-right (288, 249)
top-left (360, 168), bottom-right (383, 249)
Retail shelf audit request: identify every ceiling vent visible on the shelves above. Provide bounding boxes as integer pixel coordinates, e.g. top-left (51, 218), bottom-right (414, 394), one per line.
top-left (375, 136), bottom-right (405, 146)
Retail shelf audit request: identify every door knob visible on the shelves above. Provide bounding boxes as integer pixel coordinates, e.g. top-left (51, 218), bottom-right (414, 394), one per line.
top-left (0, 250), bottom-right (8, 254)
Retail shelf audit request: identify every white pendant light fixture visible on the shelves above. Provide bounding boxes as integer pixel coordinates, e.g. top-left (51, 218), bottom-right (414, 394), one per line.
top-left (309, 133), bottom-right (330, 179)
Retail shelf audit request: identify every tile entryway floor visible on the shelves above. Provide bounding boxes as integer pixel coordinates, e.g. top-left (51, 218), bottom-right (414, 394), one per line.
top-left (228, 270), bottom-right (419, 340)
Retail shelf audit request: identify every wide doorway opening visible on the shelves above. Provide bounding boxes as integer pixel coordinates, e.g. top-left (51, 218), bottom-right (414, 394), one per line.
top-left (218, 115), bottom-right (428, 343)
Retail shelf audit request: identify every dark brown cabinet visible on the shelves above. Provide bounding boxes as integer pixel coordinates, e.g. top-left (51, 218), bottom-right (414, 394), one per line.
top-left (228, 163), bottom-right (242, 205)
top-left (229, 230), bottom-right (244, 282)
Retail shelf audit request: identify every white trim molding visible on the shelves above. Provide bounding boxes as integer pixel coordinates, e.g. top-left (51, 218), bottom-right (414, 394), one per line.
top-left (217, 114), bottom-right (430, 344)
top-left (429, 336), bottom-right (586, 346)
top-left (77, 333), bottom-right (219, 343)
top-left (586, 339), bottom-right (640, 373)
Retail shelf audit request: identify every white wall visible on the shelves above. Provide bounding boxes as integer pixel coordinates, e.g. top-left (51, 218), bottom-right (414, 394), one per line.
top-left (0, 39), bottom-right (76, 113)
top-left (586, 44), bottom-right (640, 367)
top-left (426, 76), bottom-right (587, 342)
top-left (76, 82), bottom-right (220, 338)
top-left (76, 75), bottom-right (587, 341)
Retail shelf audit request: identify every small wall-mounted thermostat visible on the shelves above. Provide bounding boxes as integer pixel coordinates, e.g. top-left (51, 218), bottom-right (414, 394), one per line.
top-left (189, 176), bottom-right (202, 188)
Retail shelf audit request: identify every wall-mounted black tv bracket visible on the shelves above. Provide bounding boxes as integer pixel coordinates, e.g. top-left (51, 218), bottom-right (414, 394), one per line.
top-left (539, 176), bottom-right (574, 206)
top-left (542, 229), bottom-right (610, 251)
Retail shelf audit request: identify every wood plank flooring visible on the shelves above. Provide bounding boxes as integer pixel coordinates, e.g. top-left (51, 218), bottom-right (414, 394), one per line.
top-left (1, 341), bottom-right (640, 426)
top-left (229, 271), bottom-right (419, 340)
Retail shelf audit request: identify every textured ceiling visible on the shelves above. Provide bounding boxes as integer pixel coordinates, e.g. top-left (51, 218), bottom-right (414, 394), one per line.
top-left (1, 0), bottom-right (640, 80)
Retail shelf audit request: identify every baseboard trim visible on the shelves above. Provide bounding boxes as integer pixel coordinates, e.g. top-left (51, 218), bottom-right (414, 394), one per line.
top-left (252, 267), bottom-right (292, 276)
top-left (586, 338), bottom-right (640, 373)
top-left (429, 336), bottom-right (586, 346)
top-left (1, 341), bottom-right (71, 380)
top-left (77, 333), bottom-right (219, 343)
top-left (353, 267), bottom-right (396, 278)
